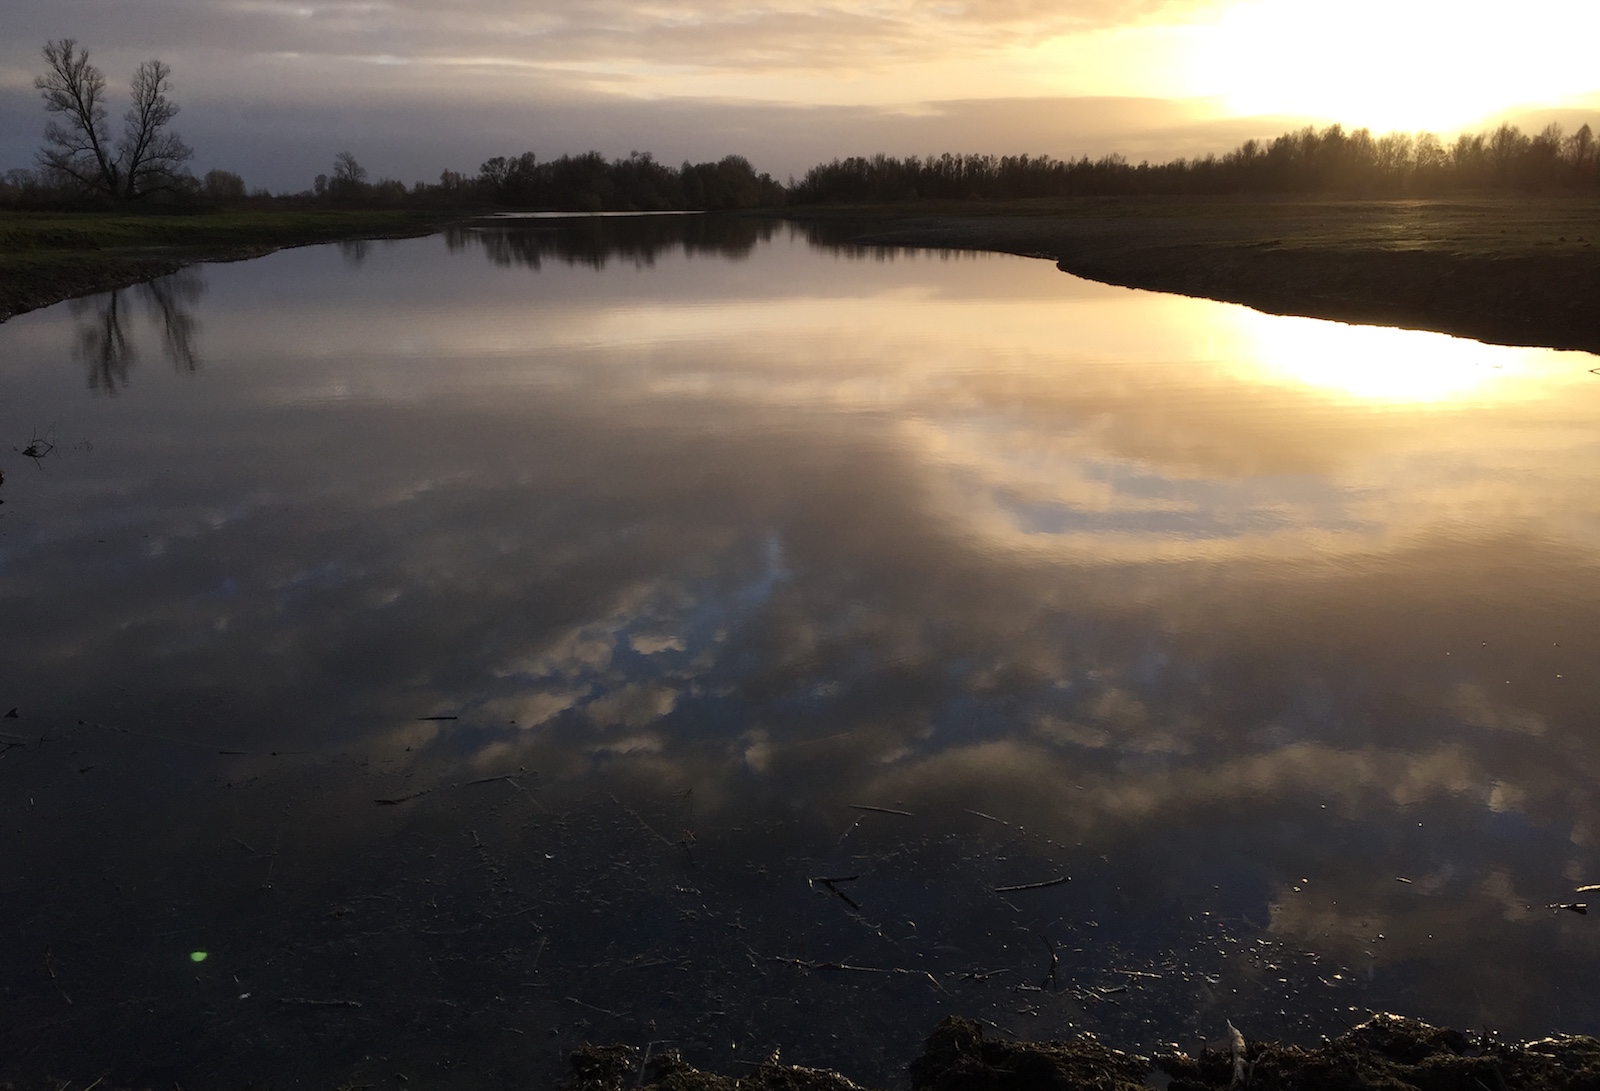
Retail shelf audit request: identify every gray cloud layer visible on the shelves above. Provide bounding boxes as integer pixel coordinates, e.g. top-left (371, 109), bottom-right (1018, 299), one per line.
top-left (0, 0), bottom-right (1240, 188)
top-left (5, 0), bottom-right (1183, 70)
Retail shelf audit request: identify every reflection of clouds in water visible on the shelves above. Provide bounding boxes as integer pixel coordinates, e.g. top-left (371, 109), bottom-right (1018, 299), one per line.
top-left (586, 683), bottom-right (680, 729)
top-left (1453, 683), bottom-right (1547, 736)
top-left (851, 739), bottom-right (1492, 833)
top-left (631, 632), bottom-right (688, 654)
top-left (10, 228), bottom-right (1600, 1049)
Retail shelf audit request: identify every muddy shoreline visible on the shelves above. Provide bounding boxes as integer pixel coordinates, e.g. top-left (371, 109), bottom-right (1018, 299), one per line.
top-left (786, 197), bottom-right (1600, 355)
top-left (570, 1014), bottom-right (1600, 1091)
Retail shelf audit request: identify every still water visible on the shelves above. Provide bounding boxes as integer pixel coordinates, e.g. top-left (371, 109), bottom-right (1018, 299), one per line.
top-left (3, 216), bottom-right (1600, 1087)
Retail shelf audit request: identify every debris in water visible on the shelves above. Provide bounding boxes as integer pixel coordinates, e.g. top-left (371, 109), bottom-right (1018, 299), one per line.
top-left (994, 876), bottom-right (1069, 893)
top-left (373, 787), bottom-right (436, 806)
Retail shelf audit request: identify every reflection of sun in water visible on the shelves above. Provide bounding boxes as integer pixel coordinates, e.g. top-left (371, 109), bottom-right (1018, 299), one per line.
top-left (1195, 0), bottom-right (1600, 133)
top-left (1228, 310), bottom-right (1540, 403)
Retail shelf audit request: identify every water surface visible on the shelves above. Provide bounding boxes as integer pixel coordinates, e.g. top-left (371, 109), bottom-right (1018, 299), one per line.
top-left (3, 217), bottom-right (1600, 1088)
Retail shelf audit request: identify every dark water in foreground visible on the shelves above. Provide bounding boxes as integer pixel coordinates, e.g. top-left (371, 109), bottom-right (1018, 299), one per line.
top-left (3, 216), bottom-right (1600, 1088)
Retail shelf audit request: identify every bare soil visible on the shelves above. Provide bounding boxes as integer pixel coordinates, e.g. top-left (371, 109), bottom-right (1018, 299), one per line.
top-left (567, 1014), bottom-right (1600, 1091)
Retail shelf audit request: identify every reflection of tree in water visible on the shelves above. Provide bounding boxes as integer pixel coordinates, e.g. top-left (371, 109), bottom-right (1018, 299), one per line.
top-left (70, 270), bottom-right (206, 394)
top-left (71, 289), bottom-right (135, 393)
top-left (445, 214), bottom-right (780, 271)
top-left (337, 238), bottom-right (371, 267)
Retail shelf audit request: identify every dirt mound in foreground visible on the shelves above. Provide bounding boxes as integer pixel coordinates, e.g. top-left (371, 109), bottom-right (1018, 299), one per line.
top-left (568, 1014), bottom-right (1600, 1091)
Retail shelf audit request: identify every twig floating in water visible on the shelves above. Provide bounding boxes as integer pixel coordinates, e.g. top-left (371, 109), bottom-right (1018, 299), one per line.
top-left (811, 876), bottom-right (862, 913)
top-left (373, 788), bottom-right (435, 806)
top-left (964, 808), bottom-right (1010, 825)
top-left (994, 876), bottom-right (1069, 893)
top-left (774, 957), bottom-right (903, 975)
top-left (417, 715), bottom-right (459, 721)
top-left (564, 996), bottom-right (623, 1017)
top-left (464, 774), bottom-right (524, 787)
top-left (1040, 935), bottom-right (1060, 992)
top-left (279, 997), bottom-right (363, 1007)
top-left (849, 804), bottom-right (913, 817)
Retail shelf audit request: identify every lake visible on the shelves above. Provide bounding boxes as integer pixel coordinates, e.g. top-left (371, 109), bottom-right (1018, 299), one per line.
top-left (3, 215), bottom-right (1599, 1088)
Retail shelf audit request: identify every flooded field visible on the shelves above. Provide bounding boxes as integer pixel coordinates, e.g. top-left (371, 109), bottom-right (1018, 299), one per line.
top-left (3, 216), bottom-right (1600, 1088)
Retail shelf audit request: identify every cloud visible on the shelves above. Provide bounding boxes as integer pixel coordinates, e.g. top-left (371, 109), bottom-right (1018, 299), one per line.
top-left (10, 0), bottom-right (1198, 72)
top-left (0, 0), bottom-right (1278, 187)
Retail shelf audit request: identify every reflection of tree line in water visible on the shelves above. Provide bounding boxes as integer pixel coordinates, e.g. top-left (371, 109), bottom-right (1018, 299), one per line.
top-left (445, 215), bottom-right (954, 269)
top-left (64, 218), bottom-right (939, 394)
top-left (444, 215), bottom-right (785, 269)
top-left (70, 270), bottom-right (204, 394)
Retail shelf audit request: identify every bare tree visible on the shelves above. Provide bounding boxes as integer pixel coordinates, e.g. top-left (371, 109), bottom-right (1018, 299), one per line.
top-left (35, 39), bottom-right (121, 196)
top-left (34, 39), bottom-right (191, 200)
top-left (326, 151), bottom-right (368, 200)
top-left (333, 151), bottom-right (366, 182)
top-left (119, 60), bottom-right (192, 198)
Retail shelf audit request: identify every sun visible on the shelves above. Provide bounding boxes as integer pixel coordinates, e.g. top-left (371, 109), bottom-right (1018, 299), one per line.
top-left (1191, 0), bottom-right (1600, 134)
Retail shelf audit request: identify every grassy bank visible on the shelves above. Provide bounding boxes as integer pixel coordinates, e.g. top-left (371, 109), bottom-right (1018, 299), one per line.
top-left (786, 195), bottom-right (1600, 354)
top-left (0, 207), bottom-right (460, 322)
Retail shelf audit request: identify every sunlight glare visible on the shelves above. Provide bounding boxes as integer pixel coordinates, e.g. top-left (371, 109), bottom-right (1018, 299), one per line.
top-left (1194, 0), bottom-right (1600, 132)
top-left (1227, 311), bottom-right (1542, 403)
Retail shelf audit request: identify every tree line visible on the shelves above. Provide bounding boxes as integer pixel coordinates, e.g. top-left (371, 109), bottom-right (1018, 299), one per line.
top-left (4, 38), bottom-right (1598, 212)
top-left (786, 123), bottom-right (1600, 203)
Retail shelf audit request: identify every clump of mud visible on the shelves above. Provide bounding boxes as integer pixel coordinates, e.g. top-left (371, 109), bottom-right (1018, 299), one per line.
top-left (1163, 1013), bottom-right (1600, 1091)
top-left (566, 1043), bottom-right (871, 1090)
top-left (908, 1016), bottom-right (1149, 1091)
top-left (568, 1014), bottom-right (1600, 1091)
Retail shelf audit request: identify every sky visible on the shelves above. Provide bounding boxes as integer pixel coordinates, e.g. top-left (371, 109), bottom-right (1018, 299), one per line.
top-left (1, 0), bottom-right (1598, 192)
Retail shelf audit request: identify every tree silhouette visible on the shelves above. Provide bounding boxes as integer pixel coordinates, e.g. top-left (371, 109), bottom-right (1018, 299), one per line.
top-left (786, 120), bottom-right (1600, 204)
top-left (34, 40), bottom-right (191, 200)
top-left (118, 60), bottom-right (191, 197)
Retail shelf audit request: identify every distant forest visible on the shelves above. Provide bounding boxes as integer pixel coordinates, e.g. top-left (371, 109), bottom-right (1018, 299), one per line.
top-left (4, 121), bottom-right (1599, 212)
top-left (788, 122), bottom-right (1600, 203)
top-left (457, 151), bottom-right (787, 210)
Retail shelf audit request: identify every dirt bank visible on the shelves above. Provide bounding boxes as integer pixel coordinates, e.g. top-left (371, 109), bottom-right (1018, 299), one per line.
top-left (787, 197), bottom-right (1600, 355)
top-left (568, 1013), bottom-right (1600, 1091)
